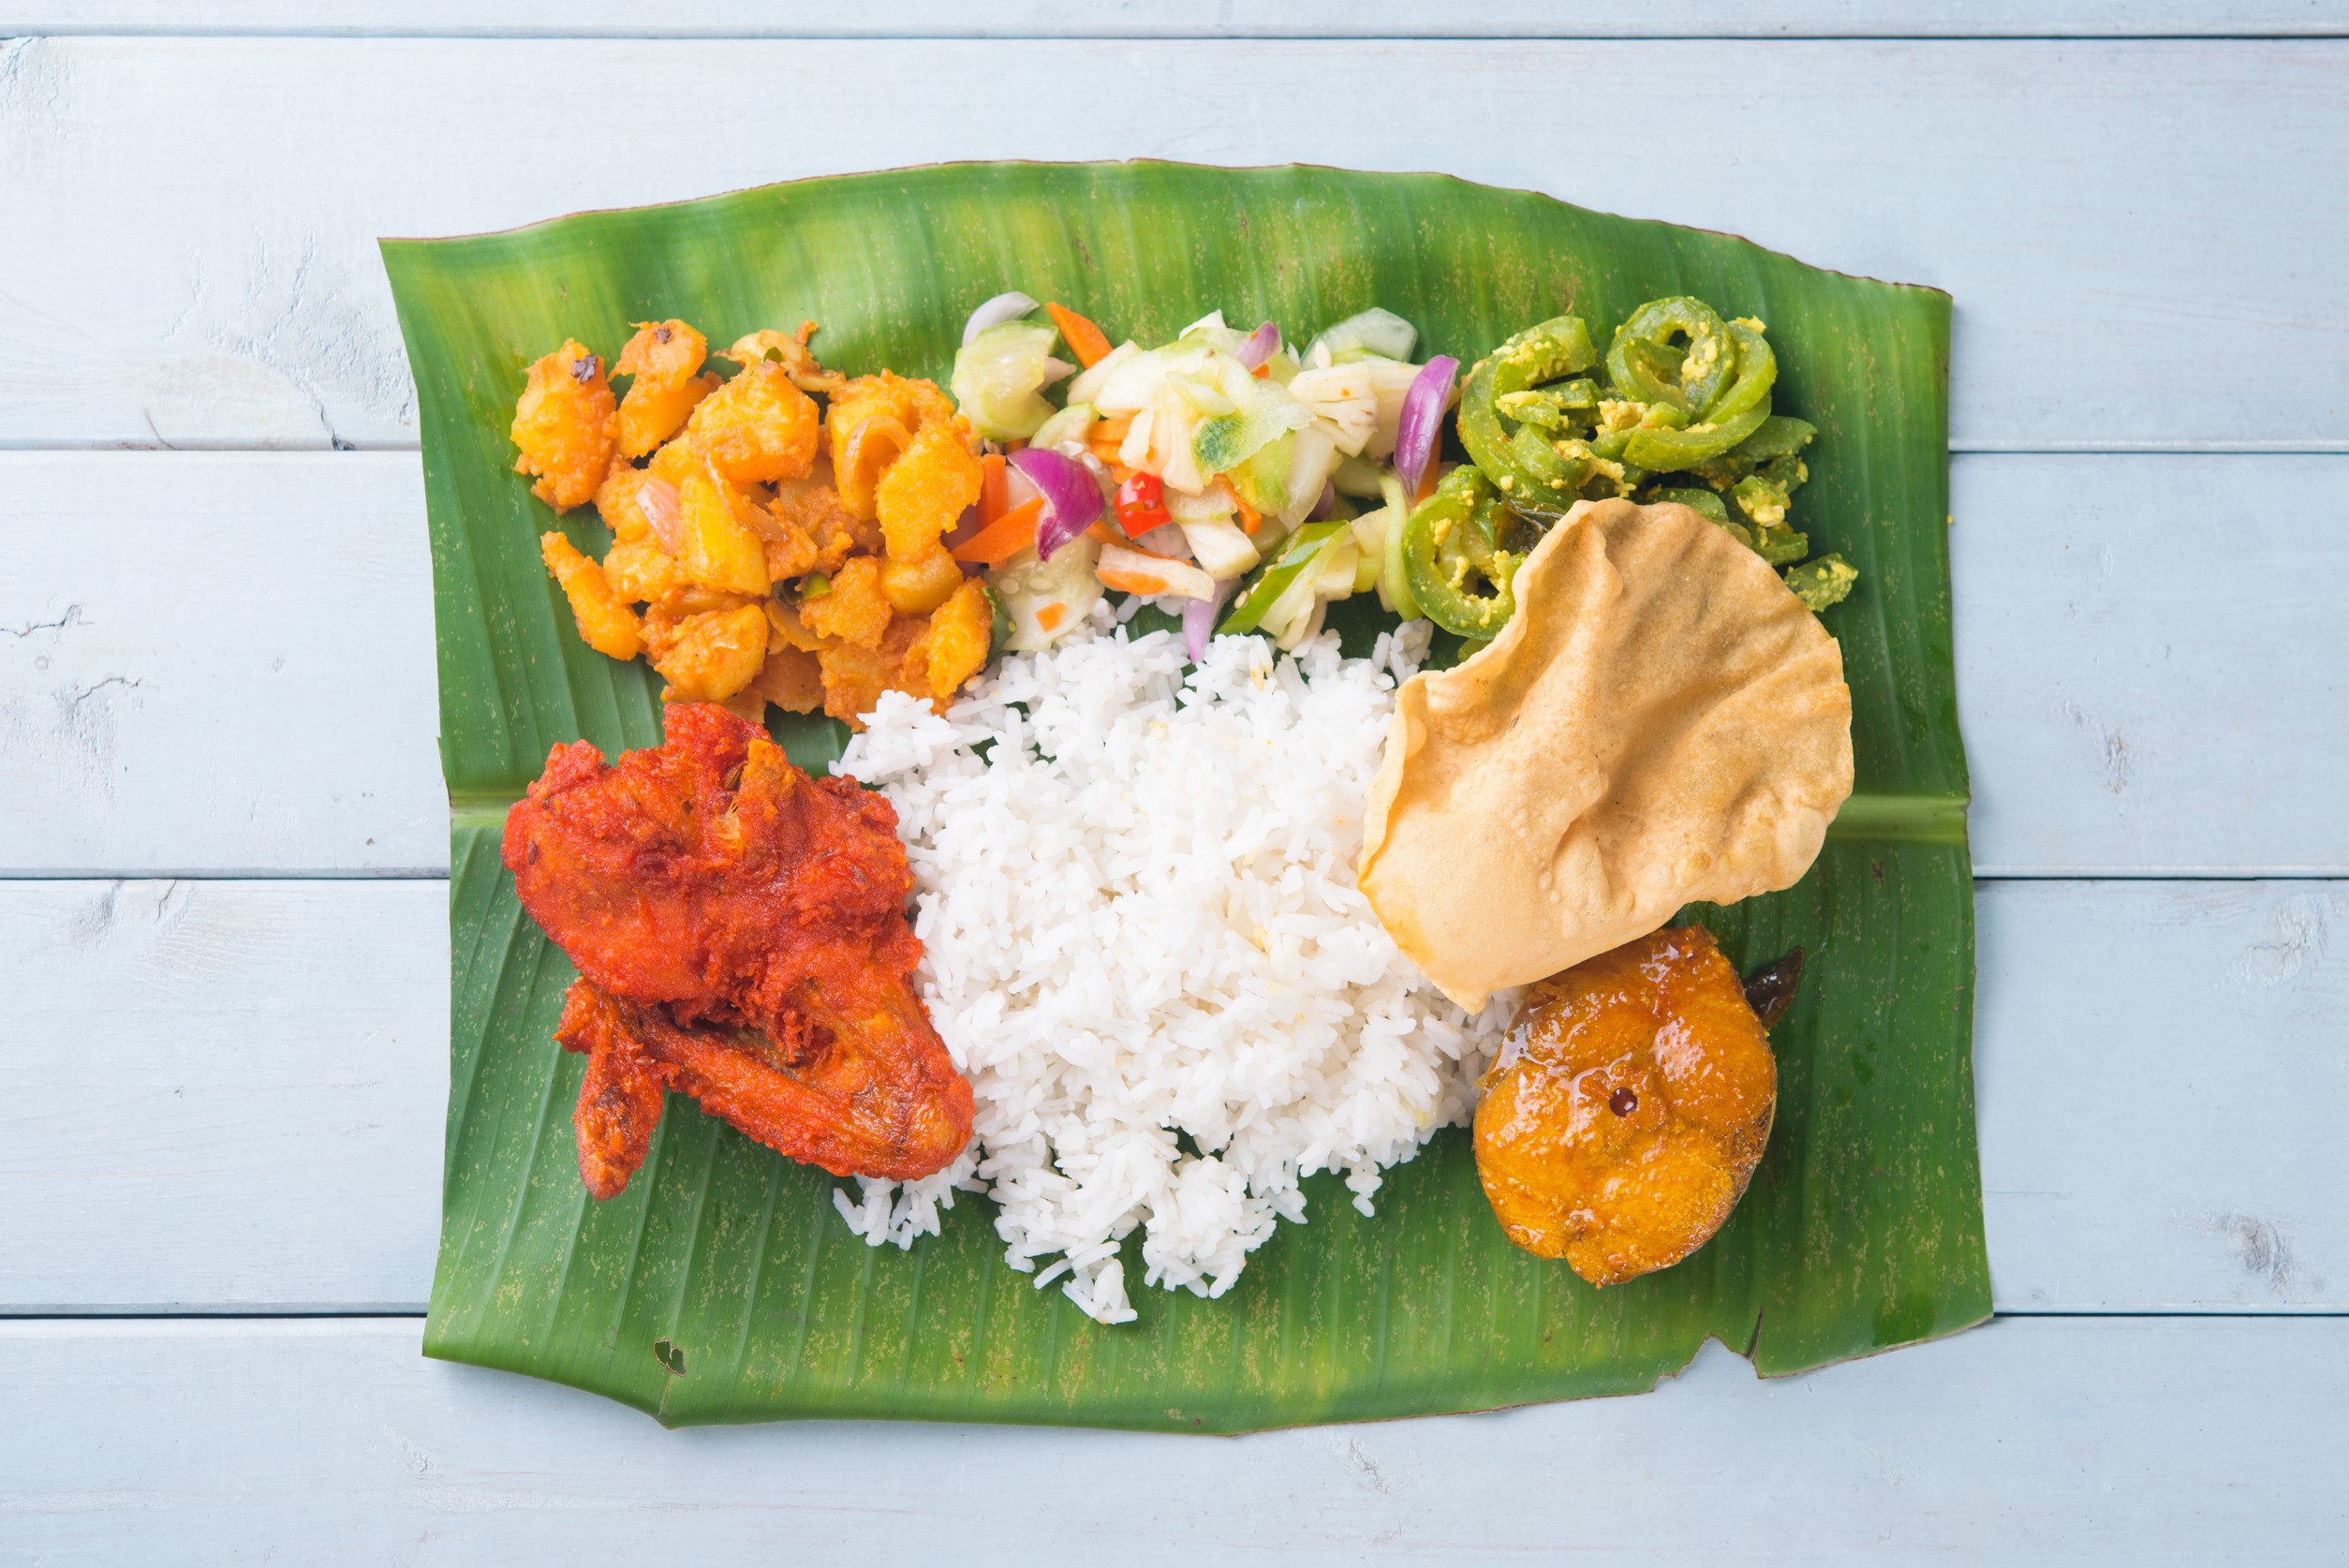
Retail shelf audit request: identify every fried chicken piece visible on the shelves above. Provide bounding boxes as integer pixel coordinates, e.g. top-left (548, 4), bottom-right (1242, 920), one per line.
top-left (504, 703), bottom-right (974, 1193)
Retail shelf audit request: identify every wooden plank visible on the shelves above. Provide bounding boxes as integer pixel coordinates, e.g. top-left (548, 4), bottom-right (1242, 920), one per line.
top-left (6, 878), bottom-right (2341, 1313)
top-left (0, 451), bottom-right (443, 876)
top-left (11, 2), bottom-right (2349, 37)
top-left (1955, 453), bottom-right (2349, 876)
top-left (1975, 880), bottom-right (2349, 1310)
top-left (0, 38), bottom-right (2344, 451)
top-left (0, 880), bottom-right (448, 1312)
top-left (6, 451), bottom-right (2341, 878)
top-left (2, 1315), bottom-right (2342, 1561)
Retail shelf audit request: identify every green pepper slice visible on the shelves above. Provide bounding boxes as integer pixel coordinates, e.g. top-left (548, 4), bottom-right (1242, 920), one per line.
top-left (1605, 297), bottom-right (1736, 414)
top-left (1784, 554), bottom-right (1857, 612)
top-left (1458, 316), bottom-right (1599, 516)
top-left (1219, 519), bottom-right (1350, 635)
top-left (1752, 524), bottom-right (1811, 566)
top-left (1731, 473), bottom-right (1795, 527)
top-left (1699, 319), bottom-right (1777, 424)
top-left (1400, 466), bottom-right (1526, 640)
top-left (1621, 405), bottom-right (1770, 470)
top-left (1647, 484), bottom-right (1730, 524)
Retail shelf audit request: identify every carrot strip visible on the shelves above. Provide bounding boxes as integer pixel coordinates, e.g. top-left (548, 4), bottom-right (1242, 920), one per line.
top-left (1220, 481), bottom-right (1263, 537)
top-left (1046, 303), bottom-right (1114, 368)
top-left (950, 496), bottom-right (1042, 566)
top-left (1097, 563), bottom-right (1174, 595)
top-left (977, 452), bottom-right (1008, 524)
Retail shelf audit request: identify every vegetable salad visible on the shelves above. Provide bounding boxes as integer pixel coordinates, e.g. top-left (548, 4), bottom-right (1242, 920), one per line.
top-left (947, 292), bottom-right (1853, 658)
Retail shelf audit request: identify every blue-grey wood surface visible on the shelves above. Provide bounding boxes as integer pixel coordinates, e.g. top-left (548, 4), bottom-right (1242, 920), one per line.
top-left (0, 16), bottom-right (2342, 1563)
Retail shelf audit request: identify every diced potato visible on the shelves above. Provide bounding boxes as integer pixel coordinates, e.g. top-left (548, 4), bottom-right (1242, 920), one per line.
top-left (654, 585), bottom-right (756, 618)
top-left (831, 413), bottom-right (910, 523)
top-left (717, 687), bottom-right (769, 726)
top-left (762, 598), bottom-right (822, 654)
top-left (613, 319), bottom-right (713, 458)
top-left (646, 436), bottom-right (702, 492)
top-left (600, 537), bottom-right (682, 605)
top-left (876, 418), bottom-right (983, 563)
top-left (816, 639), bottom-right (889, 728)
top-left (751, 645), bottom-right (826, 714)
top-left (772, 466), bottom-right (881, 570)
top-left (510, 340), bottom-right (615, 511)
top-left (675, 462), bottom-right (773, 596)
top-left (881, 609), bottom-right (929, 686)
top-left (879, 549), bottom-right (967, 615)
top-left (797, 555), bottom-right (892, 649)
top-left (687, 361), bottom-right (820, 484)
top-left (920, 578), bottom-right (995, 701)
top-left (760, 508), bottom-right (820, 583)
top-left (646, 602), bottom-right (769, 703)
top-left (825, 372), bottom-right (964, 519)
top-left (593, 460), bottom-right (655, 542)
top-left (539, 532), bottom-right (643, 660)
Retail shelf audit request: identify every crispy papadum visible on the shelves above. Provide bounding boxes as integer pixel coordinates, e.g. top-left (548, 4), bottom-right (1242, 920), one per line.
top-left (1359, 498), bottom-right (1853, 1011)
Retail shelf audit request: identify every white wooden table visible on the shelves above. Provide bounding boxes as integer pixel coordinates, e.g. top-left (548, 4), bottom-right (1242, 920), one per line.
top-left (5, 7), bottom-right (2346, 1561)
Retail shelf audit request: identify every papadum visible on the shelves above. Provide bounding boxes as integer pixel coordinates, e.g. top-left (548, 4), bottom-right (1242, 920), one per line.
top-left (1359, 498), bottom-right (1854, 1011)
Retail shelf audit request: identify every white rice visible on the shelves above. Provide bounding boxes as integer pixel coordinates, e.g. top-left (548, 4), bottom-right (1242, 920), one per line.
top-left (832, 602), bottom-right (1514, 1324)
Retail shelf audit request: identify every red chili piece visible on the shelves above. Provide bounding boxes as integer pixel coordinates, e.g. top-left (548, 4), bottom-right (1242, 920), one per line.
top-left (1115, 471), bottom-right (1171, 538)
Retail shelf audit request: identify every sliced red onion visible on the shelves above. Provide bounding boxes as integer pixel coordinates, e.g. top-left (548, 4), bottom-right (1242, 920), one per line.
top-left (1395, 354), bottom-right (1459, 497)
top-left (1234, 320), bottom-right (1280, 369)
top-left (1011, 445), bottom-right (1103, 560)
top-left (943, 501), bottom-right (986, 554)
top-left (638, 476), bottom-right (685, 555)
top-left (1309, 480), bottom-right (1339, 520)
top-left (1184, 579), bottom-right (1239, 660)
top-left (962, 290), bottom-right (1040, 346)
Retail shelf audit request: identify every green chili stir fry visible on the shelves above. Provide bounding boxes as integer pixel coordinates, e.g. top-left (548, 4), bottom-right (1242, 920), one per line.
top-left (1396, 297), bottom-right (1857, 638)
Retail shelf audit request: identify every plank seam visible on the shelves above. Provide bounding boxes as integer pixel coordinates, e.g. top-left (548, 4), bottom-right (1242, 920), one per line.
top-left (7, 29), bottom-right (2349, 40)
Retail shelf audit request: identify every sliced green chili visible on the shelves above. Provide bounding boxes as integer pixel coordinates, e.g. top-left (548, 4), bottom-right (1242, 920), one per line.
top-left (1605, 296), bottom-right (1736, 414)
top-left (1458, 316), bottom-right (1599, 517)
top-left (1219, 519), bottom-right (1349, 635)
top-left (1400, 466), bottom-right (1526, 640)
top-left (1784, 554), bottom-right (1857, 611)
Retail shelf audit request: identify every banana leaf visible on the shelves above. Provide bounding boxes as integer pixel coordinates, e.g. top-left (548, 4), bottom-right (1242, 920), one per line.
top-left (386, 161), bottom-right (1985, 1431)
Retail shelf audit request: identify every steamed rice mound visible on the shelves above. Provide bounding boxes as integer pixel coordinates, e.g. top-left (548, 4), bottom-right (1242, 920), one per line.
top-left (835, 608), bottom-right (1513, 1324)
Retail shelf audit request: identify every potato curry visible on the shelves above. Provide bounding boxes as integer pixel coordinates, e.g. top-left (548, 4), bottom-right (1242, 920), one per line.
top-left (510, 319), bottom-right (995, 729)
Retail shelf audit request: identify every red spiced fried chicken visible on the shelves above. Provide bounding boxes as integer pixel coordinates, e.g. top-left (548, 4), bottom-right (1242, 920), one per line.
top-left (503, 703), bottom-right (972, 1197)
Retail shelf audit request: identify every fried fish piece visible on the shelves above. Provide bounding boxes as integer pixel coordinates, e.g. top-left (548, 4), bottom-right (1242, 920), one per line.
top-left (1473, 925), bottom-right (1777, 1285)
top-left (504, 703), bottom-right (974, 1193)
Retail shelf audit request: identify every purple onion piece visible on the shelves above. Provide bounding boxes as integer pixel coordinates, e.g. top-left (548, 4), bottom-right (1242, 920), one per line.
top-left (943, 501), bottom-right (985, 554)
top-left (1184, 579), bottom-right (1239, 660)
top-left (1308, 480), bottom-right (1339, 520)
top-left (1395, 354), bottom-right (1460, 497)
top-left (1235, 321), bottom-right (1280, 369)
top-left (1011, 445), bottom-right (1103, 560)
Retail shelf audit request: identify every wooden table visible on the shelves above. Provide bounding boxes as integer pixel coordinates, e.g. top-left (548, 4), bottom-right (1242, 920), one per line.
top-left (5, 7), bottom-right (2345, 1561)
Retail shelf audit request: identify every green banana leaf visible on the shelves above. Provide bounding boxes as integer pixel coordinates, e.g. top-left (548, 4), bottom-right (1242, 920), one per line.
top-left (386, 161), bottom-right (1985, 1431)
